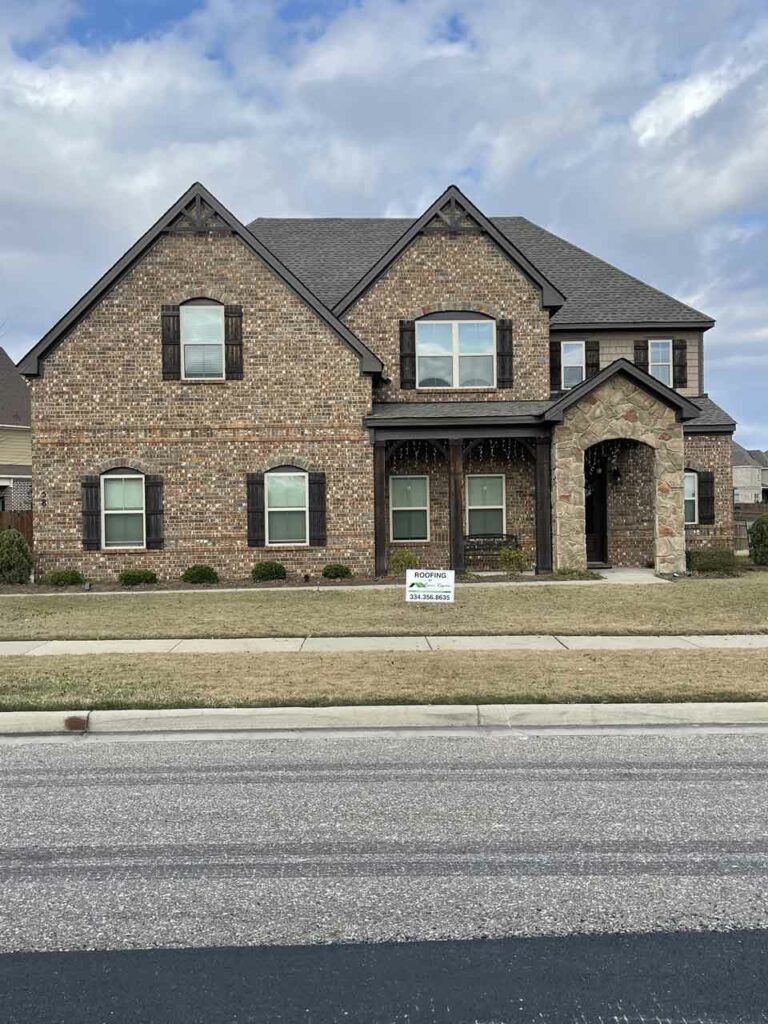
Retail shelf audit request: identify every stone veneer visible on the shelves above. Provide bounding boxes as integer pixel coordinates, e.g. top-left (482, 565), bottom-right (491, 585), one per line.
top-left (551, 374), bottom-right (686, 573)
top-left (684, 433), bottom-right (735, 549)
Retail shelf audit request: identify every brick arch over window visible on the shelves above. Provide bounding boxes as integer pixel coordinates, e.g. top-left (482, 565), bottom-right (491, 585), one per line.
top-left (404, 302), bottom-right (498, 320)
top-left (94, 458), bottom-right (157, 476)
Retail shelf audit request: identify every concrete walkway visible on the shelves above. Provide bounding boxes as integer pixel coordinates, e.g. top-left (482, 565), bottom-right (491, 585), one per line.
top-left (2, 632), bottom-right (768, 656)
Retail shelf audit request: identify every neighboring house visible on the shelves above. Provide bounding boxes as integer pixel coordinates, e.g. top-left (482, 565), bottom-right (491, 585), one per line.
top-left (0, 347), bottom-right (32, 512)
top-left (747, 449), bottom-right (768, 503)
top-left (732, 442), bottom-right (763, 505)
top-left (19, 184), bottom-right (736, 580)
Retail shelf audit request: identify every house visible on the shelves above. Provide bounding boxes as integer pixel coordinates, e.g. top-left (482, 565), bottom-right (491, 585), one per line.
top-left (0, 348), bottom-right (32, 512)
top-left (18, 183), bottom-right (736, 580)
top-left (732, 442), bottom-right (763, 505)
top-left (747, 449), bottom-right (768, 504)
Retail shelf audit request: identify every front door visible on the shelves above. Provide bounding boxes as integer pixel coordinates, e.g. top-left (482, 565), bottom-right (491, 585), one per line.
top-left (585, 458), bottom-right (608, 565)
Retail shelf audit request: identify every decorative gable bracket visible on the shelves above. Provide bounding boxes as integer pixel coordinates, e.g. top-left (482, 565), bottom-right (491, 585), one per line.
top-left (165, 194), bottom-right (233, 236)
top-left (431, 195), bottom-right (480, 236)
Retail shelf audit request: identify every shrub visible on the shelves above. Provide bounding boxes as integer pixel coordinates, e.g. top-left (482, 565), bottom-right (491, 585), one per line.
top-left (748, 514), bottom-right (768, 566)
top-left (0, 528), bottom-right (33, 585)
top-left (46, 569), bottom-right (86, 588)
top-left (554, 567), bottom-right (602, 580)
top-left (388, 549), bottom-right (419, 576)
top-left (118, 568), bottom-right (158, 587)
top-left (252, 560), bottom-right (287, 582)
top-left (686, 547), bottom-right (740, 575)
top-left (322, 563), bottom-right (352, 580)
top-left (181, 564), bottom-right (219, 585)
top-left (499, 546), bottom-right (528, 574)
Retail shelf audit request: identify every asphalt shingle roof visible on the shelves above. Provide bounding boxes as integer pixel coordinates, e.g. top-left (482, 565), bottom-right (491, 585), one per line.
top-left (732, 441), bottom-right (760, 466)
top-left (686, 395), bottom-right (736, 432)
top-left (748, 449), bottom-right (768, 468)
top-left (0, 348), bottom-right (30, 427)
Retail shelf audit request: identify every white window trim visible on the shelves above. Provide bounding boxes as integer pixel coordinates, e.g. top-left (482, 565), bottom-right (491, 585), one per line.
top-left (465, 474), bottom-right (506, 536)
top-left (389, 475), bottom-right (430, 543)
top-left (180, 304), bottom-right (226, 382)
top-left (684, 471), bottom-right (699, 526)
top-left (561, 340), bottom-right (586, 390)
top-left (101, 473), bottom-right (146, 550)
top-left (648, 339), bottom-right (673, 386)
top-left (415, 319), bottom-right (496, 390)
top-left (265, 470), bottom-right (309, 547)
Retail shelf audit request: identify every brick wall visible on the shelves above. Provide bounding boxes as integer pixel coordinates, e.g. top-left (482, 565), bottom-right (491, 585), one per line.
top-left (604, 441), bottom-right (655, 567)
top-left (684, 433), bottom-right (735, 550)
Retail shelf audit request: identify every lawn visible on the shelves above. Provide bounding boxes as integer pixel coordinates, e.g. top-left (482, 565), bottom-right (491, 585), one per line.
top-left (0, 575), bottom-right (766, 640)
top-left (1, 649), bottom-right (767, 711)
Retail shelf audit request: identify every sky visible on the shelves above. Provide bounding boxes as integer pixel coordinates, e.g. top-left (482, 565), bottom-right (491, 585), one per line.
top-left (0, 0), bottom-right (766, 444)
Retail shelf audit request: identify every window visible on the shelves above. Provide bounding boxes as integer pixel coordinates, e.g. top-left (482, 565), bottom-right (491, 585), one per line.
top-left (102, 473), bottom-right (145, 548)
top-left (415, 319), bottom-right (495, 389)
top-left (466, 475), bottom-right (505, 536)
top-left (265, 471), bottom-right (308, 545)
top-left (390, 476), bottom-right (429, 542)
top-left (561, 341), bottom-right (585, 389)
top-left (684, 471), bottom-right (698, 525)
top-left (181, 303), bottom-right (225, 380)
top-left (649, 339), bottom-right (672, 386)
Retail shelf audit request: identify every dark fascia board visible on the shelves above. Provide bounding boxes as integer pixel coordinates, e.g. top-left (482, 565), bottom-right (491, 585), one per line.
top-left (363, 412), bottom-right (546, 429)
top-left (551, 321), bottom-right (715, 332)
top-left (544, 358), bottom-right (701, 423)
top-left (684, 423), bottom-right (735, 435)
top-left (333, 184), bottom-right (566, 317)
top-left (19, 183), bottom-right (383, 377)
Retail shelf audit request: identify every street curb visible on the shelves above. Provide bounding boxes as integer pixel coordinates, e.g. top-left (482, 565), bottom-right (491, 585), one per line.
top-left (2, 702), bottom-right (768, 736)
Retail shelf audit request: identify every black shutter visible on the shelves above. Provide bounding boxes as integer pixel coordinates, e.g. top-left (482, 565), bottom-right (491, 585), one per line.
top-left (308, 472), bottom-right (327, 546)
top-left (549, 341), bottom-right (562, 391)
top-left (585, 339), bottom-right (600, 378)
top-left (162, 305), bottom-right (181, 380)
top-left (225, 305), bottom-right (243, 380)
top-left (81, 476), bottom-right (100, 551)
top-left (145, 475), bottom-right (164, 550)
top-left (634, 340), bottom-right (649, 374)
top-left (496, 319), bottom-right (513, 389)
top-left (246, 473), bottom-right (265, 547)
top-left (673, 339), bottom-right (688, 389)
top-left (399, 320), bottom-right (416, 389)
top-left (698, 470), bottom-right (715, 525)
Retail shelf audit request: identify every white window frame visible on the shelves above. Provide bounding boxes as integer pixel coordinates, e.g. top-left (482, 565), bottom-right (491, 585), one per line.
top-left (648, 339), bottom-right (673, 386)
top-left (389, 475), bottom-right (430, 543)
top-left (561, 341), bottom-right (586, 390)
top-left (415, 319), bottom-right (496, 390)
top-left (265, 470), bottom-right (309, 547)
top-left (465, 474), bottom-right (506, 537)
top-left (180, 303), bottom-right (226, 382)
top-left (684, 471), bottom-right (699, 526)
top-left (101, 473), bottom-right (146, 550)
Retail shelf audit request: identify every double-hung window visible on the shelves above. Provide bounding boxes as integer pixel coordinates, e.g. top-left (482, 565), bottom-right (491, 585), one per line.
top-left (415, 319), bottom-right (495, 389)
top-left (265, 471), bottom-right (308, 545)
top-left (390, 476), bottom-right (429, 542)
top-left (181, 304), bottom-right (225, 380)
top-left (649, 340), bottom-right (672, 386)
top-left (102, 474), bottom-right (145, 549)
top-left (684, 471), bottom-right (698, 525)
top-left (466, 475), bottom-right (505, 536)
top-left (561, 341), bottom-right (585, 389)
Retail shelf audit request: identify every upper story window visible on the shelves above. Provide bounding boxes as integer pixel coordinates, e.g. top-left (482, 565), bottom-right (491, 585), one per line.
top-left (265, 470), bottom-right (309, 546)
top-left (101, 472), bottom-right (145, 549)
top-left (415, 317), bottom-right (495, 389)
top-left (649, 339), bottom-right (672, 386)
top-left (180, 303), bottom-right (225, 380)
top-left (561, 341), bottom-right (586, 389)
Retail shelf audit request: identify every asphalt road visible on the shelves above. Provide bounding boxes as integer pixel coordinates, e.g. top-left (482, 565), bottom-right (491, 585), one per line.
top-left (1, 729), bottom-right (768, 1022)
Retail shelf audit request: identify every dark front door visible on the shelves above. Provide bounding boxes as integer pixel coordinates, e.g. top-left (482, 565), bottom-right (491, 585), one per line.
top-left (585, 458), bottom-right (608, 565)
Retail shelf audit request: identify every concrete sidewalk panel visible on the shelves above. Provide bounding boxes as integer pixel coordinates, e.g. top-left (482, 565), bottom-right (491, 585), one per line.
top-left (556, 635), bottom-right (697, 650)
top-left (0, 710), bottom-right (89, 734)
top-left (492, 701), bottom-right (768, 728)
top-left (301, 636), bottom-right (430, 652)
top-left (172, 638), bottom-right (304, 653)
top-left (427, 635), bottom-right (562, 651)
top-left (684, 635), bottom-right (768, 649)
top-left (28, 639), bottom-right (182, 656)
top-left (0, 641), bottom-right (48, 656)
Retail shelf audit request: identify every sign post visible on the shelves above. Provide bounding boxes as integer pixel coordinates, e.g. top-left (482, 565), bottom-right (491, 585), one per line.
top-left (405, 569), bottom-right (455, 603)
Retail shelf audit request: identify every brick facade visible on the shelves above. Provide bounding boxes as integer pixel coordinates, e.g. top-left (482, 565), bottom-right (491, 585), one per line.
top-left (684, 433), bottom-right (735, 550)
top-left (603, 441), bottom-right (655, 567)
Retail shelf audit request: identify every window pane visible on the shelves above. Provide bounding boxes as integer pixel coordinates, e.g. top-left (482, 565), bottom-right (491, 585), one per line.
top-left (562, 342), bottom-right (584, 366)
top-left (415, 321), bottom-right (452, 356)
top-left (180, 305), bottom-right (224, 343)
top-left (458, 321), bottom-right (494, 354)
top-left (104, 512), bottom-right (144, 547)
top-left (268, 510), bottom-right (306, 543)
top-left (104, 477), bottom-right (143, 511)
top-left (468, 508), bottom-right (504, 536)
top-left (392, 509), bottom-right (428, 541)
top-left (391, 477), bottom-right (427, 509)
top-left (650, 341), bottom-right (671, 362)
top-left (267, 474), bottom-right (307, 509)
top-left (562, 365), bottom-right (584, 388)
top-left (459, 355), bottom-right (494, 387)
top-left (468, 476), bottom-right (504, 507)
top-left (684, 474), bottom-right (696, 500)
top-left (184, 344), bottom-right (224, 378)
top-left (650, 364), bottom-right (671, 385)
top-left (684, 499), bottom-right (696, 524)
top-left (417, 356), bottom-right (453, 387)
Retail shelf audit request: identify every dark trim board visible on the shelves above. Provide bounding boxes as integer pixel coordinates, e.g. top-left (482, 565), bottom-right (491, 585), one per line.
top-left (551, 321), bottom-right (715, 332)
top-left (369, 425), bottom-right (552, 442)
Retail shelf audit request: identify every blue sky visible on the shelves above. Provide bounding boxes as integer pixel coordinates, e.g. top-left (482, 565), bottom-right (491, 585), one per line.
top-left (1, 0), bottom-right (767, 444)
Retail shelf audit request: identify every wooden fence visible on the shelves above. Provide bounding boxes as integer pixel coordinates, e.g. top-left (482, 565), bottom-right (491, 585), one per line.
top-left (0, 511), bottom-right (33, 547)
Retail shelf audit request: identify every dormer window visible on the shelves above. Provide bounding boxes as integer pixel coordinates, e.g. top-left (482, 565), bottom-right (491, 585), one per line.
top-left (180, 302), bottom-right (225, 380)
top-left (415, 316), bottom-right (495, 389)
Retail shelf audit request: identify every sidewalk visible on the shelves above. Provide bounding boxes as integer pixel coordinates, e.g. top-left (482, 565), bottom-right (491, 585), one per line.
top-left (2, 632), bottom-right (768, 656)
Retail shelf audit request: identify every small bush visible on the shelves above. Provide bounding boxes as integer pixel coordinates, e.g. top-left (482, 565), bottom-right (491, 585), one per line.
top-left (554, 567), bottom-right (602, 580)
top-left (748, 515), bottom-right (768, 566)
top-left (181, 564), bottom-right (219, 585)
top-left (118, 568), bottom-right (158, 587)
top-left (322, 563), bottom-right (352, 580)
top-left (252, 561), bottom-right (287, 582)
top-left (686, 547), bottom-right (740, 575)
top-left (388, 549), bottom-right (419, 576)
top-left (499, 546), bottom-right (528, 574)
top-left (0, 528), bottom-right (33, 585)
top-left (46, 569), bottom-right (86, 587)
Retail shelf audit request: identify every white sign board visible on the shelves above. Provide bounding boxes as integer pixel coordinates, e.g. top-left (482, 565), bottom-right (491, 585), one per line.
top-left (405, 569), bottom-right (455, 603)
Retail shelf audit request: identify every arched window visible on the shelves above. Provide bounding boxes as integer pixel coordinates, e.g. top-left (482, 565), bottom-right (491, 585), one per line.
top-left (415, 312), bottom-right (495, 389)
top-left (101, 469), bottom-right (145, 548)
top-left (180, 298), bottom-right (225, 380)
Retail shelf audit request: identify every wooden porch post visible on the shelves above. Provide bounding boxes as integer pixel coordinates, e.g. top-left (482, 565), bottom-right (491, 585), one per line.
top-left (448, 438), bottom-right (465, 572)
top-left (373, 439), bottom-right (387, 577)
top-left (535, 435), bottom-right (553, 574)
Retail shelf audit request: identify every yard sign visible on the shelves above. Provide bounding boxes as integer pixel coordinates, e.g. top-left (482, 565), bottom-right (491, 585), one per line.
top-left (405, 569), bottom-right (455, 603)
